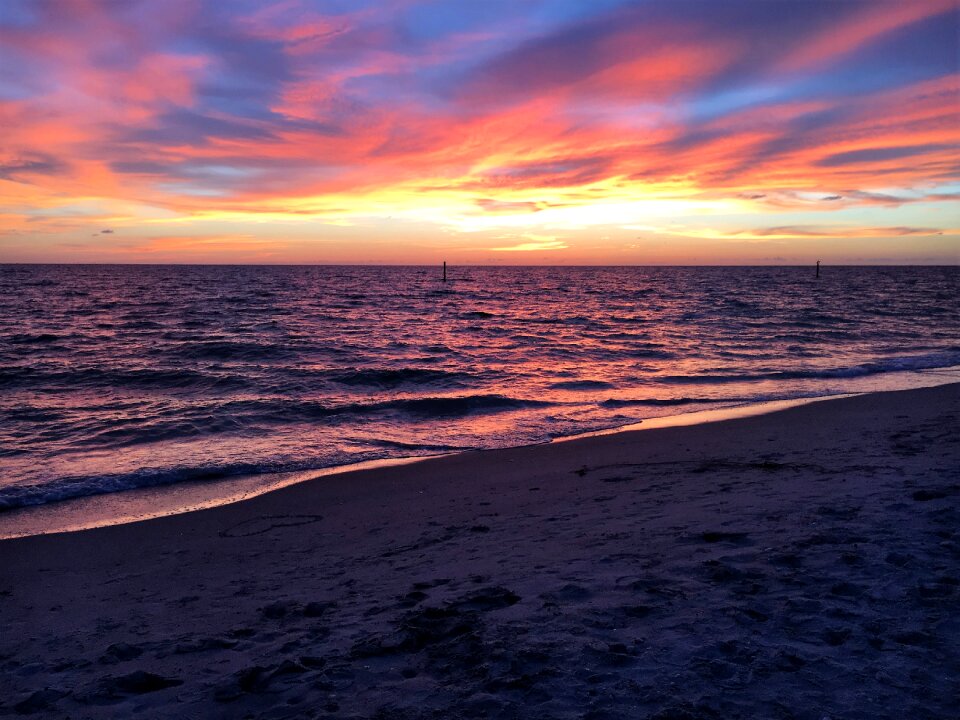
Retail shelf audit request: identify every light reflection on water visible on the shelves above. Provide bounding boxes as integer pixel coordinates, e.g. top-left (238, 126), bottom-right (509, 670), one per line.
top-left (1, 264), bottom-right (957, 512)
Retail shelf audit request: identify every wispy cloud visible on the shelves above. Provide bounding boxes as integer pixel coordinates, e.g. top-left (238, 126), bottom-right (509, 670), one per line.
top-left (490, 235), bottom-right (567, 252)
top-left (0, 0), bottom-right (957, 262)
top-left (643, 225), bottom-right (953, 242)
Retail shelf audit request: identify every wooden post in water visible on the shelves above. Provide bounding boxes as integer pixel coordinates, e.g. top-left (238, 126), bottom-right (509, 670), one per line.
top-left (816, 260), bottom-right (821, 278)
top-left (443, 261), bottom-right (447, 282)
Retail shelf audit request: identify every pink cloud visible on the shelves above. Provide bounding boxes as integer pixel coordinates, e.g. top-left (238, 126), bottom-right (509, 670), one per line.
top-left (778, 0), bottom-right (957, 74)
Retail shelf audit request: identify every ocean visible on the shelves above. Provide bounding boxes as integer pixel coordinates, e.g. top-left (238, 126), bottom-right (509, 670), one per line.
top-left (1, 264), bottom-right (958, 513)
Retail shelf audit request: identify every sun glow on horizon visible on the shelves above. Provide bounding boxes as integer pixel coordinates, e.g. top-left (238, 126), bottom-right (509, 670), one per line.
top-left (1, 0), bottom-right (958, 264)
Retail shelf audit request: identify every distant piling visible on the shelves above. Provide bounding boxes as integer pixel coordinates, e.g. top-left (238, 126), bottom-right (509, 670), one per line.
top-left (443, 261), bottom-right (447, 282)
top-left (816, 260), bottom-right (821, 278)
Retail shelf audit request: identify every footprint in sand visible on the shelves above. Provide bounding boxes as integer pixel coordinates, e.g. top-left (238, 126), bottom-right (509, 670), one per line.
top-left (218, 514), bottom-right (323, 538)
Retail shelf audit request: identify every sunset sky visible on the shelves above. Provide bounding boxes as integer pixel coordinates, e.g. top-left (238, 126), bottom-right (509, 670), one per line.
top-left (1, 0), bottom-right (958, 264)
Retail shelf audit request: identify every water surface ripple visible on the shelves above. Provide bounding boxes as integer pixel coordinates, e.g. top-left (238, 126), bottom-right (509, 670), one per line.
top-left (1, 265), bottom-right (957, 509)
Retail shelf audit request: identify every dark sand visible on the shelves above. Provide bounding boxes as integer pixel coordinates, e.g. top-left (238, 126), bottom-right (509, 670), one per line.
top-left (1, 384), bottom-right (958, 719)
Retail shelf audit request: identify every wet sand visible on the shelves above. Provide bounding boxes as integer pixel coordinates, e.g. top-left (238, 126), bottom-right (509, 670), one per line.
top-left (1, 384), bottom-right (958, 719)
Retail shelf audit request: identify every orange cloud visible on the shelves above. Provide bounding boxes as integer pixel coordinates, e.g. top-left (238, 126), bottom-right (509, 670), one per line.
top-left (1, 0), bottom-right (957, 263)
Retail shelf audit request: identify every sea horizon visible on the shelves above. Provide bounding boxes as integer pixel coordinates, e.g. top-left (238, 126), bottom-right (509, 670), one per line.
top-left (4, 262), bottom-right (958, 267)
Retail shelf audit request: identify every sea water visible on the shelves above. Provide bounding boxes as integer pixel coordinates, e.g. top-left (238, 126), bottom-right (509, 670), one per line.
top-left (1, 264), bottom-right (957, 512)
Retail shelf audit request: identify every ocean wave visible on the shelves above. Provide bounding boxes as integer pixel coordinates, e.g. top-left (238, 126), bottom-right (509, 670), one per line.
top-left (458, 310), bottom-right (498, 319)
top-left (118, 319), bottom-right (164, 330)
top-left (0, 366), bottom-right (250, 392)
top-left (166, 340), bottom-right (291, 361)
top-left (629, 347), bottom-right (676, 360)
top-left (327, 367), bottom-right (474, 388)
top-left (600, 397), bottom-right (739, 408)
top-left (549, 380), bottom-right (615, 390)
top-left (5, 333), bottom-right (64, 344)
top-left (3, 265), bottom-right (958, 515)
top-left (296, 394), bottom-right (554, 420)
top-left (658, 350), bottom-right (960, 384)
top-left (0, 461), bottom-right (315, 511)
top-left (47, 394), bottom-right (556, 451)
top-left (1, 406), bottom-right (66, 423)
top-left (362, 438), bottom-right (477, 452)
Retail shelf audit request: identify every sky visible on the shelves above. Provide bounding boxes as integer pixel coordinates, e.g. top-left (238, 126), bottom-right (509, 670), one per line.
top-left (0, 0), bottom-right (958, 265)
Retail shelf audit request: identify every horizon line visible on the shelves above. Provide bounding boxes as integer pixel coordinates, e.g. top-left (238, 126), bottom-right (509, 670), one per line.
top-left (2, 262), bottom-right (958, 268)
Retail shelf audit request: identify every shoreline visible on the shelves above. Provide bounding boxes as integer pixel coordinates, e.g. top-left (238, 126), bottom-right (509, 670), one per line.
top-left (2, 367), bottom-right (959, 540)
top-left (1, 382), bottom-right (957, 717)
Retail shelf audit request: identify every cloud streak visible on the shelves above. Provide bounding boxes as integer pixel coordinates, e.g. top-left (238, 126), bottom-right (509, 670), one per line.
top-left (0, 0), bottom-right (957, 262)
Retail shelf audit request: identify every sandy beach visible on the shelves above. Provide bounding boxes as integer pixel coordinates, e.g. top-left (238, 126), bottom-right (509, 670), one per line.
top-left (1, 383), bottom-right (957, 719)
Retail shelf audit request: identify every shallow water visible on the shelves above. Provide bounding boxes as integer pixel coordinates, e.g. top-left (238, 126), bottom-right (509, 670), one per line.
top-left (1, 264), bottom-right (957, 511)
